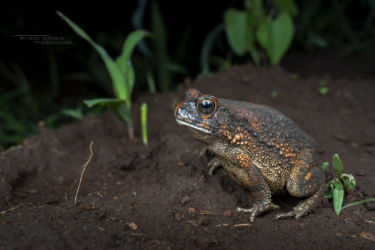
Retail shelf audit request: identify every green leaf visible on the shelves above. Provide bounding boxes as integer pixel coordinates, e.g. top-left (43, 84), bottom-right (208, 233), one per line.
top-left (319, 86), bottom-right (329, 95)
top-left (342, 198), bottom-right (375, 210)
top-left (332, 153), bottom-right (343, 174)
top-left (267, 12), bottom-right (294, 64)
top-left (333, 181), bottom-right (344, 215)
top-left (320, 161), bottom-right (329, 171)
top-left (146, 71), bottom-right (156, 93)
top-left (256, 18), bottom-right (271, 50)
top-left (245, 0), bottom-right (264, 21)
top-left (224, 8), bottom-right (254, 56)
top-left (151, 1), bottom-right (172, 91)
top-left (116, 30), bottom-right (151, 74)
top-left (124, 64), bottom-right (135, 98)
top-left (57, 11), bottom-right (129, 104)
top-left (324, 183), bottom-right (333, 199)
top-left (274, 0), bottom-right (299, 16)
top-left (341, 173), bottom-right (356, 190)
top-left (116, 102), bottom-right (132, 124)
top-left (61, 108), bottom-right (83, 120)
top-left (83, 98), bottom-right (124, 108)
top-left (200, 24), bottom-right (224, 74)
top-left (158, 59), bottom-right (187, 74)
top-left (83, 98), bottom-right (131, 124)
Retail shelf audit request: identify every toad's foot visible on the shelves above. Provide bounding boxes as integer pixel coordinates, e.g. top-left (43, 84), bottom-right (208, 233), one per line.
top-left (276, 185), bottom-right (325, 220)
top-left (207, 157), bottom-right (222, 176)
top-left (275, 204), bottom-right (309, 220)
top-left (237, 202), bottom-right (280, 223)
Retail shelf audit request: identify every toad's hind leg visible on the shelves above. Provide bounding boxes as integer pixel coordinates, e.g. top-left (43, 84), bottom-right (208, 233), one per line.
top-left (236, 163), bottom-right (280, 222)
top-left (277, 150), bottom-right (325, 219)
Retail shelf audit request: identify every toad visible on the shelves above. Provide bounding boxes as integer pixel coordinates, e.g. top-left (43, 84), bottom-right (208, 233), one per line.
top-left (174, 89), bottom-right (325, 222)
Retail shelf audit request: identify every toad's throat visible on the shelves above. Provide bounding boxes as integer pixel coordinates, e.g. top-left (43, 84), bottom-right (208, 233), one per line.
top-left (176, 119), bottom-right (212, 134)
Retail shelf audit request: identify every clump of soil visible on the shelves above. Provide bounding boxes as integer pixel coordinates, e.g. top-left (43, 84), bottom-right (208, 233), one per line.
top-left (1, 64), bottom-right (375, 249)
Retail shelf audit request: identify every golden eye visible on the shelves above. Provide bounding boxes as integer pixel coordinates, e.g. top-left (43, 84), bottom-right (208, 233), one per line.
top-left (197, 98), bottom-right (216, 115)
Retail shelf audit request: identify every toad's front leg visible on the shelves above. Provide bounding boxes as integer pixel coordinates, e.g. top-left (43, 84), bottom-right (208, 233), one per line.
top-left (234, 153), bottom-right (279, 222)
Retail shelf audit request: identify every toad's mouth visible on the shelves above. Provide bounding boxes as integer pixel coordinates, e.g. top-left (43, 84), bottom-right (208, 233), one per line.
top-left (176, 118), bottom-right (212, 134)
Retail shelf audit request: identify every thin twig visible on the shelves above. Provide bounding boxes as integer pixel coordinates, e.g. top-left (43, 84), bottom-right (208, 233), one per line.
top-left (74, 141), bottom-right (94, 206)
top-left (0, 203), bottom-right (24, 217)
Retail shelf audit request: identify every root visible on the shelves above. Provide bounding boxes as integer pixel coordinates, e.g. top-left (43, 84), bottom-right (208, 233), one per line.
top-left (74, 141), bottom-right (94, 206)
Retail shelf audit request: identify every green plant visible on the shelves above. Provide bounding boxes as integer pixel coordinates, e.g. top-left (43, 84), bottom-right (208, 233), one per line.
top-left (296, 0), bottom-right (375, 56)
top-left (322, 154), bottom-right (375, 215)
top-left (224, 0), bottom-right (298, 65)
top-left (57, 11), bottom-right (150, 140)
top-left (131, 0), bottom-right (187, 91)
top-left (318, 86), bottom-right (329, 95)
top-left (140, 102), bottom-right (148, 145)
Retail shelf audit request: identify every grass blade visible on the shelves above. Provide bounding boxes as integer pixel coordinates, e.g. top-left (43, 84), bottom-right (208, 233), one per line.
top-left (116, 30), bottom-right (151, 73)
top-left (200, 24), bottom-right (224, 74)
top-left (83, 98), bottom-right (124, 108)
top-left (151, 1), bottom-right (172, 91)
top-left (57, 11), bottom-right (129, 104)
top-left (342, 198), bottom-right (375, 210)
top-left (140, 102), bottom-right (148, 145)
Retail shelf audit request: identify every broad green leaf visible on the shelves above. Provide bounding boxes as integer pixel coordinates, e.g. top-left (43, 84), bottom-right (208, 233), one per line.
top-left (274, 0), bottom-right (299, 16)
top-left (116, 30), bottom-right (151, 74)
top-left (341, 173), bottom-right (356, 190)
top-left (224, 8), bottom-right (254, 56)
top-left (320, 161), bottom-right (329, 171)
top-left (332, 153), bottom-right (343, 174)
top-left (83, 98), bottom-right (124, 108)
top-left (57, 11), bottom-right (129, 103)
top-left (256, 18), bottom-right (271, 50)
top-left (268, 12), bottom-right (294, 64)
top-left (245, 0), bottom-right (264, 21)
top-left (333, 181), bottom-right (344, 215)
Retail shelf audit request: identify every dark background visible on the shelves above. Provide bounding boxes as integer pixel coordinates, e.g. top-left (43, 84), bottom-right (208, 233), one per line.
top-left (0, 0), bottom-right (374, 149)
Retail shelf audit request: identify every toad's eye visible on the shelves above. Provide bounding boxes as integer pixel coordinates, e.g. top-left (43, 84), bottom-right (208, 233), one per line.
top-left (197, 98), bottom-right (216, 115)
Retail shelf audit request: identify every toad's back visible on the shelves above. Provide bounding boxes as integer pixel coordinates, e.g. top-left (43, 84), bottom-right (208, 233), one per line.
top-left (219, 98), bottom-right (316, 158)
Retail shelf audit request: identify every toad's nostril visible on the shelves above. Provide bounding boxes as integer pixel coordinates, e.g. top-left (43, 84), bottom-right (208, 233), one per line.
top-left (174, 101), bottom-right (185, 117)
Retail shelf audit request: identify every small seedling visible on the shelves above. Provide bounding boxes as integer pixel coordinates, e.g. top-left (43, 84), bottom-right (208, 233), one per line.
top-left (290, 73), bottom-right (300, 79)
top-left (319, 86), bottom-right (329, 95)
top-left (322, 154), bottom-right (374, 215)
top-left (140, 102), bottom-right (148, 145)
top-left (58, 11), bottom-right (151, 140)
top-left (271, 91), bottom-right (279, 98)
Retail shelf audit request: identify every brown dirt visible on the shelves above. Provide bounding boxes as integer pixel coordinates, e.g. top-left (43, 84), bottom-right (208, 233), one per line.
top-left (1, 64), bottom-right (375, 249)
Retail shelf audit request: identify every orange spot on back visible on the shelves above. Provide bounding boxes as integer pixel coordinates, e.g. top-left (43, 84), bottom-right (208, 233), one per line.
top-left (249, 119), bottom-right (261, 132)
top-left (304, 172), bottom-right (312, 181)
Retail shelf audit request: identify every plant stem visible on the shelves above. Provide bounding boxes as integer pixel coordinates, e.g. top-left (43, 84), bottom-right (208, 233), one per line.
top-left (341, 198), bottom-right (375, 210)
top-left (127, 120), bottom-right (134, 141)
